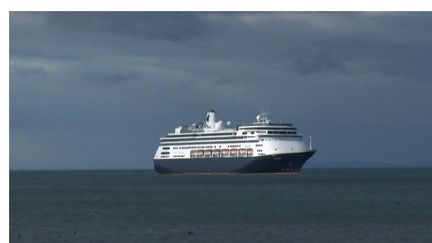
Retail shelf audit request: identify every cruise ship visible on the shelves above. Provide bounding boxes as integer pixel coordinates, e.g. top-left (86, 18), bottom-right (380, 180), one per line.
top-left (154, 110), bottom-right (316, 174)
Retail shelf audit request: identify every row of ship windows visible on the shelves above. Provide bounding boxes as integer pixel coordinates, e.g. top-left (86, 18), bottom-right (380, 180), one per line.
top-left (167, 132), bottom-right (235, 138)
top-left (176, 146), bottom-right (213, 149)
top-left (240, 126), bottom-right (294, 130)
top-left (240, 131), bottom-right (266, 135)
top-left (190, 148), bottom-right (254, 158)
top-left (163, 144), bottom-right (262, 150)
top-left (163, 130), bottom-right (293, 143)
top-left (161, 136), bottom-right (253, 142)
top-left (162, 150), bottom-right (262, 155)
top-left (267, 131), bottom-right (296, 135)
top-left (163, 146), bottom-right (214, 150)
top-left (167, 130), bottom-right (268, 138)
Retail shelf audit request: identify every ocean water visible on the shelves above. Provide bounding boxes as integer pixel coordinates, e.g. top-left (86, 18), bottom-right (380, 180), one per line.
top-left (10, 168), bottom-right (432, 243)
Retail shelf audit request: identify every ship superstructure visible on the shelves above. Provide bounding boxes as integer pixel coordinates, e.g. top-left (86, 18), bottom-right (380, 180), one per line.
top-left (154, 110), bottom-right (315, 174)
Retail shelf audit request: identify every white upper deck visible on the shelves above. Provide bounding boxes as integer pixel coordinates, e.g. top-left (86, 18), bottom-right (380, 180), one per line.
top-left (166, 109), bottom-right (298, 137)
top-left (169, 109), bottom-right (236, 135)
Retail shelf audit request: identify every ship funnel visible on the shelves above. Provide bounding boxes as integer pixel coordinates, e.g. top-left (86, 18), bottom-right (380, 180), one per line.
top-left (206, 109), bottom-right (217, 127)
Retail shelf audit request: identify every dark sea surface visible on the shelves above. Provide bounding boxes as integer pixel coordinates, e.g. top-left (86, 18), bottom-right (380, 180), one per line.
top-left (10, 168), bottom-right (432, 243)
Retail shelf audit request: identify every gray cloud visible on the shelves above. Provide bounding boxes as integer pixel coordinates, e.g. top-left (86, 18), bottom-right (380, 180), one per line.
top-left (293, 49), bottom-right (346, 75)
top-left (10, 12), bottom-right (432, 170)
top-left (46, 12), bottom-right (215, 42)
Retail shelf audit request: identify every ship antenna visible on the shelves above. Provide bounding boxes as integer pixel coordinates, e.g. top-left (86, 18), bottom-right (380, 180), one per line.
top-left (309, 136), bottom-right (312, 150)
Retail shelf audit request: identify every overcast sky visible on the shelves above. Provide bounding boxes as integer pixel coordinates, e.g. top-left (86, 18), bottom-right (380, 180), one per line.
top-left (10, 12), bottom-right (432, 170)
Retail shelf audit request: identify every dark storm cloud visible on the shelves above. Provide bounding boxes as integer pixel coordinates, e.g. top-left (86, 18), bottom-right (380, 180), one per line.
top-left (10, 12), bottom-right (432, 170)
top-left (46, 12), bottom-right (214, 42)
top-left (293, 49), bottom-right (346, 75)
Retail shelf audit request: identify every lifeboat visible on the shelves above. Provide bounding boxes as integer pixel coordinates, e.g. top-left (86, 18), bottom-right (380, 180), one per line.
top-left (204, 150), bottom-right (212, 158)
top-left (190, 150), bottom-right (197, 158)
top-left (196, 150), bottom-right (204, 158)
top-left (247, 148), bottom-right (253, 157)
top-left (229, 148), bottom-right (238, 157)
top-left (221, 149), bottom-right (230, 157)
top-left (212, 149), bottom-right (220, 158)
top-left (238, 148), bottom-right (247, 157)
